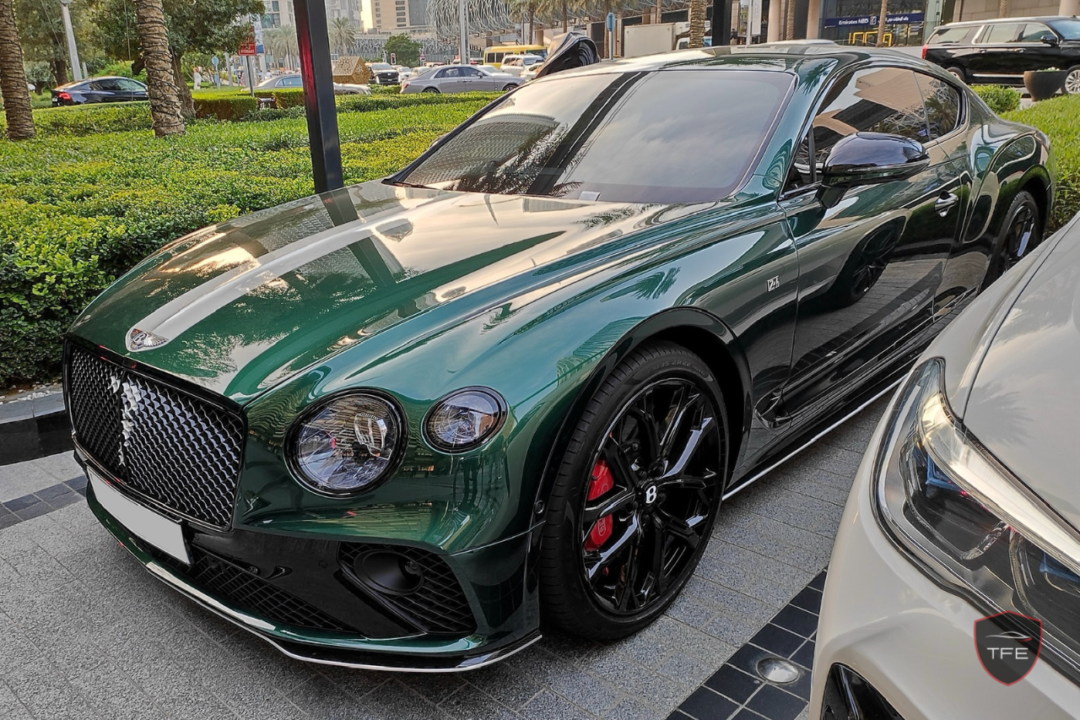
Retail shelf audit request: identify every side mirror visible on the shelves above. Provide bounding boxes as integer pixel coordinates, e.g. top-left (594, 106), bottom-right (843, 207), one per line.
top-left (820, 131), bottom-right (929, 187)
top-left (1041, 33), bottom-right (1060, 46)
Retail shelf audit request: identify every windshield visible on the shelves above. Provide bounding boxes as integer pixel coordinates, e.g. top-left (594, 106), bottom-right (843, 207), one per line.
top-left (371, 63), bottom-right (393, 71)
top-left (398, 69), bottom-right (791, 204)
top-left (1050, 19), bottom-right (1080, 39)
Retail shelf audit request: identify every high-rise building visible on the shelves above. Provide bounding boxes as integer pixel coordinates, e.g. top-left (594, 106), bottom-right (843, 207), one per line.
top-left (369, 0), bottom-right (412, 31)
top-left (262, 0), bottom-right (363, 30)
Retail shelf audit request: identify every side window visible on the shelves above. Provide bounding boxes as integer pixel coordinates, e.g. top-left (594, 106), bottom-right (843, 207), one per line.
top-left (1018, 23), bottom-right (1051, 42)
top-left (95, 79), bottom-right (122, 91)
top-left (980, 23), bottom-right (1022, 43)
top-left (281, 76), bottom-right (303, 88)
top-left (785, 67), bottom-right (928, 192)
top-left (117, 79), bottom-right (145, 91)
top-left (914, 73), bottom-right (961, 139)
top-left (928, 26), bottom-right (977, 44)
top-left (435, 69), bottom-right (450, 78)
top-left (463, 67), bottom-right (482, 77)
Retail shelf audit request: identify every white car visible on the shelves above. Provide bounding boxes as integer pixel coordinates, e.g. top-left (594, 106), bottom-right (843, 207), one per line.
top-left (498, 54), bottom-right (544, 77)
top-left (813, 213), bottom-right (1080, 718)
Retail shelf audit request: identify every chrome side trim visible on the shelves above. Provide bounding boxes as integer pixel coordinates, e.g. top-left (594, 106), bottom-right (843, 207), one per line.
top-left (143, 560), bottom-right (541, 673)
top-left (722, 377), bottom-right (903, 501)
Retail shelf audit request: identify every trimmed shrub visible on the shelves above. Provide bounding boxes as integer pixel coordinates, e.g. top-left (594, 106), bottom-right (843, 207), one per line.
top-left (0, 102), bottom-right (155, 137)
top-left (192, 92), bottom-right (260, 121)
top-left (0, 99), bottom-right (489, 384)
top-left (972, 85), bottom-right (1021, 114)
top-left (1005, 93), bottom-right (1080, 231)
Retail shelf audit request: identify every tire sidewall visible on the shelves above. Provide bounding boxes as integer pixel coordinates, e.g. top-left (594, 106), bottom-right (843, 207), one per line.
top-left (542, 344), bottom-right (728, 638)
top-left (985, 190), bottom-right (1041, 288)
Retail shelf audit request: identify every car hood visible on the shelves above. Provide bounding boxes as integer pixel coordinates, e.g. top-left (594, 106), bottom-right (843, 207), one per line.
top-left (963, 227), bottom-right (1080, 527)
top-left (70, 181), bottom-right (689, 404)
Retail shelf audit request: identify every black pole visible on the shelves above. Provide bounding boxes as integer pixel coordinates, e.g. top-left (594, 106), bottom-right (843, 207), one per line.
top-left (711, 0), bottom-right (732, 46)
top-left (294, 0), bottom-right (344, 193)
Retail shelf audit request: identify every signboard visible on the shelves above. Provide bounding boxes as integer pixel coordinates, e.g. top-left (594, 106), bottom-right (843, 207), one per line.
top-left (238, 17), bottom-right (263, 55)
top-left (822, 11), bottom-right (924, 28)
top-left (606, 12), bottom-right (616, 32)
top-left (750, 0), bottom-right (762, 36)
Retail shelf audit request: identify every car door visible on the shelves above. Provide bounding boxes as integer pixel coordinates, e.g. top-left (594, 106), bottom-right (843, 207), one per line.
top-left (458, 66), bottom-right (490, 91)
top-left (116, 78), bottom-right (147, 101)
top-left (440, 67), bottom-right (464, 92)
top-left (970, 22), bottom-right (1024, 83)
top-left (776, 66), bottom-right (957, 420)
top-left (1012, 22), bottom-right (1061, 73)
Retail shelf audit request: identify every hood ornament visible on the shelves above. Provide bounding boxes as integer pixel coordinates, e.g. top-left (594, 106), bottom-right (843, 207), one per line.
top-left (127, 327), bottom-right (169, 351)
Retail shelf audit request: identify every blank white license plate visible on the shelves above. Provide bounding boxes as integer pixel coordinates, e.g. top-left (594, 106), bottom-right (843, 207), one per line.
top-left (88, 468), bottom-right (191, 565)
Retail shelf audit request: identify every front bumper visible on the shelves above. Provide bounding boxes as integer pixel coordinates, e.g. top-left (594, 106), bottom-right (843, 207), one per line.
top-left (84, 470), bottom-right (541, 672)
top-left (810, 405), bottom-right (1080, 719)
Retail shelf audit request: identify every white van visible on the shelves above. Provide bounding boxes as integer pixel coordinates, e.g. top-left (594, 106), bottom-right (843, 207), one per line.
top-left (499, 54), bottom-right (544, 77)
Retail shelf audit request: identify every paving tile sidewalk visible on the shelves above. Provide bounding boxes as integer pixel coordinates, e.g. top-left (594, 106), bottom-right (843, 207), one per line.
top-left (0, 399), bottom-right (886, 720)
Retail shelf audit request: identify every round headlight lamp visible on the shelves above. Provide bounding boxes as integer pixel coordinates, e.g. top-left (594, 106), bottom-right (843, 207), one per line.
top-left (424, 388), bottom-right (507, 452)
top-left (291, 392), bottom-right (404, 495)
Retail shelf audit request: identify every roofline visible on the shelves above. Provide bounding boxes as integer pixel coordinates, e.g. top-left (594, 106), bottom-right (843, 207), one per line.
top-left (937, 14), bottom-right (1078, 26)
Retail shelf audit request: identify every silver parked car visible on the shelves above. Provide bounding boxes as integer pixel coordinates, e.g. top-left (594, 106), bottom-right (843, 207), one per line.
top-left (256, 73), bottom-right (370, 95)
top-left (400, 64), bottom-right (522, 94)
top-left (813, 212), bottom-right (1080, 718)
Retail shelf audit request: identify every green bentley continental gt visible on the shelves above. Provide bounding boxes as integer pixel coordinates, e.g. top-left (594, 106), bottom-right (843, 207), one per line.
top-left (65, 44), bottom-right (1052, 671)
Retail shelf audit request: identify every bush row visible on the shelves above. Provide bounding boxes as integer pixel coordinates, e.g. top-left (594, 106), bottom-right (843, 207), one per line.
top-left (1004, 93), bottom-right (1080, 231)
top-left (3, 91), bottom-right (502, 137)
top-left (0, 100), bottom-right (487, 384)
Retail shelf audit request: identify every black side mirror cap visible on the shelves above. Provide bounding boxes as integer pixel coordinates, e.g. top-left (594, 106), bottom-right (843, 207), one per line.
top-left (1041, 33), bottom-right (1060, 46)
top-left (820, 132), bottom-right (930, 192)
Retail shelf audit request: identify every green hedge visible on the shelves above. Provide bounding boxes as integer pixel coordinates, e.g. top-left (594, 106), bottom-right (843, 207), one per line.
top-left (0, 100), bottom-right (488, 384)
top-left (192, 93), bottom-right (260, 121)
top-left (1005, 93), bottom-right (1080, 231)
top-left (972, 85), bottom-right (1022, 114)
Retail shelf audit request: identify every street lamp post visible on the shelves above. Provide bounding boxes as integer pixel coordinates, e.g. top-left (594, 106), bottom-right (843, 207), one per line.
top-left (459, 0), bottom-right (468, 64)
top-left (59, 0), bottom-right (82, 81)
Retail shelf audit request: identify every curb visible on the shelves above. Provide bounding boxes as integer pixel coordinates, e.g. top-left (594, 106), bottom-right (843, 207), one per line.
top-left (0, 391), bottom-right (71, 466)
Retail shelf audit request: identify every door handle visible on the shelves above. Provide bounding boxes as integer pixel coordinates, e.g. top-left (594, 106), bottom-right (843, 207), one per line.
top-left (935, 192), bottom-right (959, 215)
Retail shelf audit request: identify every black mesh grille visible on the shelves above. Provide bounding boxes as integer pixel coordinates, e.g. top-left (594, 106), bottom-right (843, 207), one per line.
top-left (66, 344), bottom-right (245, 528)
top-left (340, 544), bottom-right (477, 636)
top-left (153, 548), bottom-right (353, 633)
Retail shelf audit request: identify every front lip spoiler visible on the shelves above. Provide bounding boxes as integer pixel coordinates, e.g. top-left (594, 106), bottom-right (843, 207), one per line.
top-left (143, 559), bottom-right (542, 672)
top-left (83, 475), bottom-right (542, 673)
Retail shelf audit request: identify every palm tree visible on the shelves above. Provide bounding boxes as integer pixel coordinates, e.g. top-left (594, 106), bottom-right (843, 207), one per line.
top-left (266, 25), bottom-right (299, 69)
top-left (330, 17), bottom-right (355, 57)
top-left (0, 0), bottom-right (34, 139)
top-left (688, 0), bottom-right (706, 47)
top-left (133, 0), bottom-right (184, 136)
top-left (875, 0), bottom-right (888, 46)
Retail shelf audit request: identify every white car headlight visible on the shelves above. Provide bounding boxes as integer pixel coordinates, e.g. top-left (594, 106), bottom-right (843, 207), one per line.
top-left (423, 388), bottom-right (506, 452)
top-left (874, 359), bottom-right (1080, 678)
top-left (290, 392), bottom-right (404, 495)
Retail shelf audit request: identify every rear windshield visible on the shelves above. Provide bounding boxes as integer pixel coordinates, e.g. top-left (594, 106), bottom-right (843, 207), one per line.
top-left (1050, 19), bottom-right (1080, 40)
top-left (397, 70), bottom-right (792, 204)
top-left (928, 26), bottom-right (977, 44)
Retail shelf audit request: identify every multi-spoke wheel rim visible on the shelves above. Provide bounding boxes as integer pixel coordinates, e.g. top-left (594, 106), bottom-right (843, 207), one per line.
top-left (1065, 69), bottom-right (1080, 95)
top-left (578, 377), bottom-right (723, 616)
top-left (1004, 202), bottom-right (1037, 271)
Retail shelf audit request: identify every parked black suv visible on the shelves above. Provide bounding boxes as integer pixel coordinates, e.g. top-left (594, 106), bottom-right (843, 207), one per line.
top-left (368, 63), bottom-right (401, 85)
top-left (923, 16), bottom-right (1080, 93)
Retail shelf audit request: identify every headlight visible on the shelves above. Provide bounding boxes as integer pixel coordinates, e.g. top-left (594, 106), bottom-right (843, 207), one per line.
top-left (423, 388), bottom-right (506, 452)
top-left (290, 392), bottom-right (404, 495)
top-left (875, 359), bottom-right (1080, 677)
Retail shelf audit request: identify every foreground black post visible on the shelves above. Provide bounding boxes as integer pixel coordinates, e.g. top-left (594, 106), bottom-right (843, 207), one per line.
top-left (294, 0), bottom-right (344, 193)
top-left (711, 0), bottom-right (732, 46)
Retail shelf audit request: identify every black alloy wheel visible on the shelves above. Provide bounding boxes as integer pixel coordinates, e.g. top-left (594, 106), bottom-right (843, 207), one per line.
top-left (985, 190), bottom-right (1042, 287)
top-left (540, 341), bottom-right (728, 639)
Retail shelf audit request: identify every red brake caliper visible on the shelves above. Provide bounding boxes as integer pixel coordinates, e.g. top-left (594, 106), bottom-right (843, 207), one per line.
top-left (584, 460), bottom-right (615, 551)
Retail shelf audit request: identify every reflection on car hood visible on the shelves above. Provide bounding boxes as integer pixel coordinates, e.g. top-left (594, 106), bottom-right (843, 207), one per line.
top-left (964, 224), bottom-right (1080, 527)
top-left (70, 181), bottom-right (685, 403)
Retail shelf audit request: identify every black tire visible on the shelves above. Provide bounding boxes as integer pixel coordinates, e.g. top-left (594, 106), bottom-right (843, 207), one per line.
top-left (422, 87), bottom-right (439, 93)
top-left (540, 341), bottom-right (729, 640)
top-left (502, 83), bottom-right (517, 91)
top-left (1064, 65), bottom-right (1080, 96)
top-left (945, 65), bottom-right (967, 84)
top-left (983, 189), bottom-right (1042, 288)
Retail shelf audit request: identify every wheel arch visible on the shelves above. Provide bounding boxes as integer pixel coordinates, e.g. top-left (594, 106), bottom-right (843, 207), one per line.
top-left (530, 306), bottom-right (753, 523)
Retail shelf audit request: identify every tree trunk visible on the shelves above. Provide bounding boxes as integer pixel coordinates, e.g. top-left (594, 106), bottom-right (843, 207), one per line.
top-left (785, 0), bottom-right (797, 40)
top-left (50, 58), bottom-right (69, 88)
top-left (528, 4), bottom-right (535, 44)
top-left (688, 0), bottom-right (706, 47)
top-left (171, 54), bottom-right (195, 118)
top-left (133, 0), bottom-right (184, 136)
top-left (875, 0), bottom-right (889, 45)
top-left (997, 0), bottom-right (1008, 18)
top-left (562, 0), bottom-right (568, 31)
top-left (0, 0), bottom-right (34, 139)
